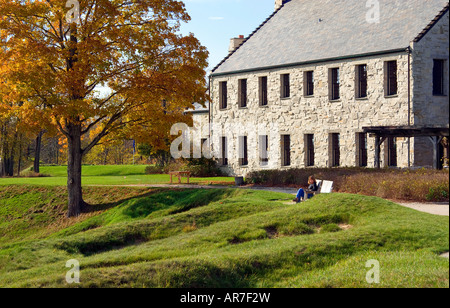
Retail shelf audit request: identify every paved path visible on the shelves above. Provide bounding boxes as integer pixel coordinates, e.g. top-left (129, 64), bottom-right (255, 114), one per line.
top-left (395, 202), bottom-right (449, 216)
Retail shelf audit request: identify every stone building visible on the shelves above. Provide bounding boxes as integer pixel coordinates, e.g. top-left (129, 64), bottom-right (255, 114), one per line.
top-left (203, 0), bottom-right (449, 176)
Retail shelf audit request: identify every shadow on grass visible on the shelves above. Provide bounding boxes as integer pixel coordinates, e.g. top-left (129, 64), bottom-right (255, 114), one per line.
top-left (58, 188), bottom-right (234, 256)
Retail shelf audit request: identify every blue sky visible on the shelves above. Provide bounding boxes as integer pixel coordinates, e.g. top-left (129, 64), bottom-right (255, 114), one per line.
top-left (181, 0), bottom-right (275, 73)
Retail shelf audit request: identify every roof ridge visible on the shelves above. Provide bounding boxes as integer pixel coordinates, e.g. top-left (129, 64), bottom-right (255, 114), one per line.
top-left (413, 2), bottom-right (449, 43)
top-left (210, 2), bottom-right (287, 74)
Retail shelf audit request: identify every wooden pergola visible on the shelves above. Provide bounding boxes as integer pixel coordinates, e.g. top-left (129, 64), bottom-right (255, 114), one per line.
top-left (362, 126), bottom-right (449, 169)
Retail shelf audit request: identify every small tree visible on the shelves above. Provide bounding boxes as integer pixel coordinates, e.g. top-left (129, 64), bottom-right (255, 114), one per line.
top-left (0, 0), bottom-right (208, 216)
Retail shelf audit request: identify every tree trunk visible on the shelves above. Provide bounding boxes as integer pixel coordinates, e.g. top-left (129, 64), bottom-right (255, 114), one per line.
top-left (17, 139), bottom-right (22, 177)
top-left (34, 130), bottom-right (44, 173)
top-left (67, 123), bottom-right (85, 217)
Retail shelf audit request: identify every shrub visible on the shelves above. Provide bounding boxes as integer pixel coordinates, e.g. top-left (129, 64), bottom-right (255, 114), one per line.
top-left (182, 158), bottom-right (223, 177)
top-left (144, 165), bottom-right (164, 174)
top-left (246, 168), bottom-right (449, 202)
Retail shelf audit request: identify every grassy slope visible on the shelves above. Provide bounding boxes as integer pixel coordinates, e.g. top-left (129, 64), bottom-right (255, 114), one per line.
top-left (0, 186), bottom-right (448, 288)
top-left (0, 165), bottom-right (234, 186)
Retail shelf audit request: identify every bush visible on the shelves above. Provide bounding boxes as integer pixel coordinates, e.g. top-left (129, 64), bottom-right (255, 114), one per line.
top-left (144, 165), bottom-right (164, 174)
top-left (246, 168), bottom-right (449, 202)
top-left (182, 158), bottom-right (223, 177)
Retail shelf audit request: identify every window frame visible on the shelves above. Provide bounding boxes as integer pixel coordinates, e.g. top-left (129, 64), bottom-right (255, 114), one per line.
top-left (219, 81), bottom-right (228, 109)
top-left (259, 135), bottom-right (269, 166)
top-left (385, 60), bottom-right (398, 97)
top-left (330, 68), bottom-right (340, 101)
top-left (305, 134), bottom-right (315, 167)
top-left (433, 59), bottom-right (445, 96)
top-left (259, 76), bottom-right (268, 106)
top-left (239, 136), bottom-right (248, 166)
top-left (238, 79), bottom-right (248, 108)
top-left (330, 133), bottom-right (340, 167)
top-left (356, 64), bottom-right (368, 99)
top-left (357, 133), bottom-right (368, 167)
top-left (281, 74), bottom-right (290, 99)
top-left (304, 71), bottom-right (314, 97)
top-left (281, 134), bottom-right (291, 167)
top-left (220, 136), bottom-right (228, 166)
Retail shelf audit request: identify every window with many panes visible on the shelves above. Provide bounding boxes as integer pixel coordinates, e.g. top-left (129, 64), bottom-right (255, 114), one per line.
top-left (357, 133), bottom-right (368, 167)
top-left (304, 71), bottom-right (314, 97)
top-left (385, 61), bottom-right (398, 96)
top-left (239, 136), bottom-right (248, 166)
top-left (281, 135), bottom-right (291, 166)
top-left (305, 134), bottom-right (315, 167)
top-left (356, 64), bottom-right (368, 99)
top-left (220, 137), bottom-right (228, 166)
top-left (259, 76), bottom-right (268, 106)
top-left (330, 133), bottom-right (340, 167)
top-left (238, 79), bottom-right (247, 108)
top-left (330, 68), bottom-right (340, 100)
top-left (386, 137), bottom-right (397, 167)
top-left (281, 74), bottom-right (290, 98)
top-left (259, 135), bottom-right (269, 166)
top-left (219, 81), bottom-right (228, 109)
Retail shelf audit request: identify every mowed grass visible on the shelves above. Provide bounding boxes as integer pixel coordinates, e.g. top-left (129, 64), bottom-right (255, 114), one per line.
top-left (0, 185), bottom-right (448, 288)
top-left (0, 165), bottom-right (235, 186)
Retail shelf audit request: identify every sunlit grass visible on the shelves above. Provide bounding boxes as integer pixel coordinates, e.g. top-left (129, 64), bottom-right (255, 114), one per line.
top-left (0, 186), bottom-right (448, 288)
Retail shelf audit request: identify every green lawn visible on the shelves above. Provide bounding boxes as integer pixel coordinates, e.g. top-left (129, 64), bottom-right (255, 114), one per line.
top-left (0, 165), bottom-right (235, 186)
top-left (0, 185), bottom-right (448, 288)
top-left (39, 165), bottom-right (149, 177)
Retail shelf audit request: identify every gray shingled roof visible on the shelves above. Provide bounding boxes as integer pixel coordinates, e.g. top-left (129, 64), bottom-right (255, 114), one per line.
top-left (212, 0), bottom-right (449, 75)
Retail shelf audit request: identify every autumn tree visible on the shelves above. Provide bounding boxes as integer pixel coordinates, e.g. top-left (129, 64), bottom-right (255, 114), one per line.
top-left (0, 0), bottom-right (208, 217)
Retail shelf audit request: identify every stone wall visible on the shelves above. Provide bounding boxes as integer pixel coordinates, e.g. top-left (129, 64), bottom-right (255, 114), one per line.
top-left (210, 52), bottom-right (415, 176)
top-left (191, 111), bottom-right (210, 157)
top-left (411, 11), bottom-right (449, 127)
top-left (411, 11), bottom-right (449, 167)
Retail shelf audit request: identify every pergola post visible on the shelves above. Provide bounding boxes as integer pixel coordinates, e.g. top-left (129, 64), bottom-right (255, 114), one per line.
top-left (374, 136), bottom-right (386, 169)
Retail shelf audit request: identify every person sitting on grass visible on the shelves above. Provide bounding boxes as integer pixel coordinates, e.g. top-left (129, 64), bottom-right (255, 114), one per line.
top-left (293, 176), bottom-right (319, 203)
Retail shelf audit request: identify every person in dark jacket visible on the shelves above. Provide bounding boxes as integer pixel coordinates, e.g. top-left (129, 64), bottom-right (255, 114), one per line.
top-left (293, 176), bottom-right (318, 203)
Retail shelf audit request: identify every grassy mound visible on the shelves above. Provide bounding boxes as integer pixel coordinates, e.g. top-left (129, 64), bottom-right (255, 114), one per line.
top-left (0, 186), bottom-right (448, 288)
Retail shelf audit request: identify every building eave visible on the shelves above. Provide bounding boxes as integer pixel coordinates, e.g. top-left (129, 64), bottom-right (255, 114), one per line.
top-left (210, 48), bottom-right (407, 78)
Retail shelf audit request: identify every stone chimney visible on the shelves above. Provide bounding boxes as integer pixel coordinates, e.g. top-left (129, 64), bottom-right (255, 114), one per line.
top-left (229, 35), bottom-right (245, 53)
top-left (275, 0), bottom-right (289, 10)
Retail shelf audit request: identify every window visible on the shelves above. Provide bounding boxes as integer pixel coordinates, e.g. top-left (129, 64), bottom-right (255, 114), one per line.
top-left (201, 138), bottom-right (208, 156)
top-left (330, 133), bottom-right (340, 167)
top-left (305, 134), bottom-right (315, 167)
top-left (304, 71), bottom-right (314, 96)
top-left (330, 68), bottom-right (340, 100)
top-left (357, 133), bottom-right (368, 167)
top-left (356, 64), bottom-right (368, 98)
top-left (386, 137), bottom-right (397, 167)
top-left (238, 79), bottom-right (247, 108)
top-left (281, 74), bottom-right (290, 98)
top-left (433, 59), bottom-right (445, 96)
top-left (385, 61), bottom-right (398, 96)
top-left (239, 136), bottom-right (248, 166)
top-left (220, 137), bottom-right (228, 166)
top-left (219, 81), bottom-right (228, 109)
top-left (259, 76), bottom-right (268, 106)
top-left (259, 135), bottom-right (269, 166)
top-left (281, 135), bottom-right (291, 166)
